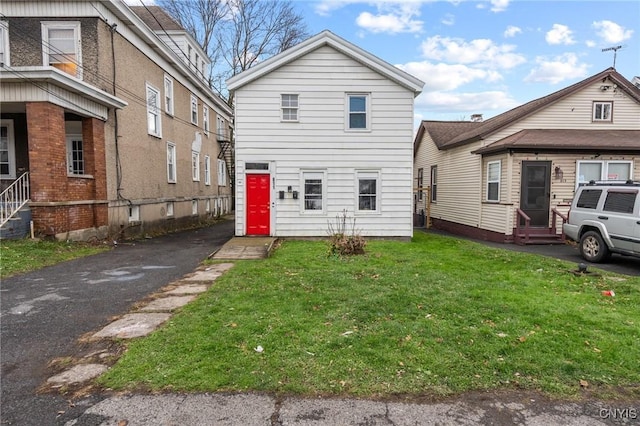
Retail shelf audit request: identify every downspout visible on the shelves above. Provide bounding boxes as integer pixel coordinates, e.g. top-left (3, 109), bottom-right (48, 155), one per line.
top-left (109, 22), bottom-right (123, 200)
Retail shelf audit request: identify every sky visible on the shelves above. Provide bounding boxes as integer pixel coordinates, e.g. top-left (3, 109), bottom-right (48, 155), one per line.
top-left (293, 0), bottom-right (639, 122)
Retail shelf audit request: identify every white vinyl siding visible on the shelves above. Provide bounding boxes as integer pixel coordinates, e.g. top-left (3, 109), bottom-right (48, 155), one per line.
top-left (486, 161), bottom-right (501, 202)
top-left (42, 21), bottom-right (82, 79)
top-left (146, 83), bottom-right (161, 137)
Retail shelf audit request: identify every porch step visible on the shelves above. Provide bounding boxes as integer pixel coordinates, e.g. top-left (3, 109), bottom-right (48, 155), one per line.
top-left (0, 207), bottom-right (31, 240)
top-left (514, 233), bottom-right (565, 246)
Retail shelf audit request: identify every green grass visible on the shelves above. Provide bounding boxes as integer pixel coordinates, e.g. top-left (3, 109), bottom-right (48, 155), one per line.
top-left (0, 238), bottom-right (109, 278)
top-left (98, 232), bottom-right (640, 399)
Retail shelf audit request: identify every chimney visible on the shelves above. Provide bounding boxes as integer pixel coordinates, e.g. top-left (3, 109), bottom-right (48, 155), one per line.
top-left (471, 114), bottom-right (483, 122)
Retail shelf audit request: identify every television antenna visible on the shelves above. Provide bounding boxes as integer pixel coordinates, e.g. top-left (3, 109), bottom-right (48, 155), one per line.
top-left (601, 45), bottom-right (623, 68)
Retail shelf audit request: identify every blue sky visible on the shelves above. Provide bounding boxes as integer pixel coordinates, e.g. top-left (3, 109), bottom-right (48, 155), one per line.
top-left (293, 0), bottom-right (639, 122)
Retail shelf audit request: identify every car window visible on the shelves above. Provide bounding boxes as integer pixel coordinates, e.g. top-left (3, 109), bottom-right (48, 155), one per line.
top-left (576, 189), bottom-right (601, 209)
top-left (603, 191), bottom-right (637, 214)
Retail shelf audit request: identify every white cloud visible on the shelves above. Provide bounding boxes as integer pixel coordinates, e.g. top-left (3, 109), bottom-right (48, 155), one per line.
top-left (397, 61), bottom-right (502, 92)
top-left (592, 20), bottom-right (633, 44)
top-left (490, 0), bottom-right (510, 13)
top-left (420, 35), bottom-right (526, 69)
top-left (441, 13), bottom-right (455, 26)
top-left (523, 53), bottom-right (589, 84)
top-left (545, 24), bottom-right (575, 45)
top-left (355, 3), bottom-right (423, 34)
top-left (504, 25), bottom-right (521, 38)
top-left (415, 90), bottom-right (519, 114)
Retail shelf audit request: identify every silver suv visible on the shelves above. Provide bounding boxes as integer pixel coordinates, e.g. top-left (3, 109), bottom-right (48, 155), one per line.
top-left (563, 181), bottom-right (640, 263)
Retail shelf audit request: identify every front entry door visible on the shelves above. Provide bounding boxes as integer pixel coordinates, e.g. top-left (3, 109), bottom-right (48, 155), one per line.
top-left (520, 161), bottom-right (551, 227)
top-left (246, 173), bottom-right (270, 235)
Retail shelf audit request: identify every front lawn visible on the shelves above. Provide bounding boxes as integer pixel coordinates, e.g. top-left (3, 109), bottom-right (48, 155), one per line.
top-left (98, 232), bottom-right (639, 399)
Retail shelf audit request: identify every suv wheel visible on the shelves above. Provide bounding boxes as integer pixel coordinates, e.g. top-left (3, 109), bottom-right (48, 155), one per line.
top-left (579, 231), bottom-right (610, 263)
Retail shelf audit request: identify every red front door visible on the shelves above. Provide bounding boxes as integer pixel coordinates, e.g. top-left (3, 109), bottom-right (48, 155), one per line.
top-left (246, 174), bottom-right (270, 235)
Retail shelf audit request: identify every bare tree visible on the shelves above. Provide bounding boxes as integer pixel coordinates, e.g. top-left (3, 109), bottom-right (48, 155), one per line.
top-left (158, 0), bottom-right (308, 103)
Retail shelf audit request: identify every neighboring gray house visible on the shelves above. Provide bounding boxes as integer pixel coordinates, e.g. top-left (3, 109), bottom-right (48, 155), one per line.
top-left (414, 68), bottom-right (640, 244)
top-left (227, 30), bottom-right (424, 238)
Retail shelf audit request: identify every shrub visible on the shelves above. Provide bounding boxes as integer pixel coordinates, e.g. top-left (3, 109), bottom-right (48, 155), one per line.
top-left (327, 210), bottom-right (366, 256)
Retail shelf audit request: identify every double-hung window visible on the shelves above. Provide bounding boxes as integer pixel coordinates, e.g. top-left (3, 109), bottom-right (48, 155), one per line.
top-left (42, 22), bottom-right (82, 78)
top-left (204, 155), bottom-right (211, 185)
top-left (417, 168), bottom-right (424, 201)
top-left (146, 83), bottom-right (161, 137)
top-left (430, 166), bottom-right (437, 202)
top-left (164, 75), bottom-right (174, 115)
top-left (302, 171), bottom-right (324, 212)
top-left (66, 135), bottom-right (84, 175)
top-left (486, 161), bottom-right (501, 202)
top-left (167, 142), bottom-right (176, 183)
top-left (0, 21), bottom-right (9, 67)
top-left (192, 151), bottom-right (200, 181)
top-left (347, 94), bottom-right (369, 130)
top-left (357, 171), bottom-right (379, 212)
top-left (217, 159), bottom-right (226, 186)
top-left (216, 116), bottom-right (226, 139)
top-left (593, 101), bottom-right (612, 122)
top-left (190, 94), bottom-right (198, 125)
top-left (577, 160), bottom-right (632, 187)
top-left (281, 94), bottom-right (299, 121)
top-left (203, 105), bottom-right (210, 135)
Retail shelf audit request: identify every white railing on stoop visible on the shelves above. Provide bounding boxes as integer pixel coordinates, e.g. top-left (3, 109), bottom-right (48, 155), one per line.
top-left (1, 172), bottom-right (30, 227)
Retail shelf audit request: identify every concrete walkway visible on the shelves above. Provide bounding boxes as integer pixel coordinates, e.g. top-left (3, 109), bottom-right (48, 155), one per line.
top-left (211, 236), bottom-right (278, 260)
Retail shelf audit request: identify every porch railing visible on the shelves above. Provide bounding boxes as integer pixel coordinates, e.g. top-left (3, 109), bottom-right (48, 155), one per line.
top-left (551, 208), bottom-right (568, 242)
top-left (514, 208), bottom-right (531, 245)
top-left (1, 172), bottom-right (30, 227)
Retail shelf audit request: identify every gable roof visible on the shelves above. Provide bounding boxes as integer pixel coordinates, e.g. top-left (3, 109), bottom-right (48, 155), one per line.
top-left (414, 67), bottom-right (640, 153)
top-left (226, 30), bottom-right (424, 95)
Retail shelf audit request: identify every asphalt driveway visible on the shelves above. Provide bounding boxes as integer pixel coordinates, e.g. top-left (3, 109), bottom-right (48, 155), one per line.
top-left (0, 219), bottom-right (235, 426)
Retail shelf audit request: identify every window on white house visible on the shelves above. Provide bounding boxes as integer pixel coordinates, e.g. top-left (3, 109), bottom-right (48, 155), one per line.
top-left (146, 83), bottom-right (161, 137)
top-left (166, 202), bottom-right (174, 217)
top-left (192, 151), bottom-right (200, 181)
top-left (203, 105), bottom-right (210, 135)
top-left (577, 160), bottom-right (632, 187)
top-left (128, 205), bottom-right (140, 222)
top-left (357, 171), bottom-right (379, 212)
top-left (0, 21), bottom-right (9, 67)
top-left (167, 142), bottom-right (176, 183)
top-left (66, 135), bottom-right (84, 175)
top-left (217, 159), bottom-right (226, 186)
top-left (281, 94), bottom-right (299, 121)
top-left (593, 101), bottom-right (612, 121)
top-left (164, 75), bottom-right (174, 115)
top-left (204, 155), bottom-right (211, 185)
top-left (302, 171), bottom-right (324, 212)
top-left (417, 168), bottom-right (424, 201)
top-left (430, 166), bottom-right (437, 202)
top-left (190, 94), bottom-right (198, 125)
top-left (347, 94), bottom-right (369, 130)
top-left (42, 22), bottom-right (82, 78)
top-left (487, 161), bottom-right (501, 202)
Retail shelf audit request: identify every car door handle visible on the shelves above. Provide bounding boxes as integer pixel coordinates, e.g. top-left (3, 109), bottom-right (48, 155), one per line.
top-left (597, 216), bottom-right (608, 220)
top-left (637, 221), bottom-right (640, 225)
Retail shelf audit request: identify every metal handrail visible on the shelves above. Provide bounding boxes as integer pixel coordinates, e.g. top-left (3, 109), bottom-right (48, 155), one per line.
top-left (0, 172), bottom-right (30, 227)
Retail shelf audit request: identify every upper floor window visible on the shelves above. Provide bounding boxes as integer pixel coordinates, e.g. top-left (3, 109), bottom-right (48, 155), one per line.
top-left (217, 115), bottom-right (227, 140)
top-left (204, 155), bottom-right (211, 185)
top-left (217, 159), bottom-right (227, 186)
top-left (164, 75), bottom-right (174, 115)
top-left (190, 94), bottom-right (198, 125)
top-left (347, 94), bottom-right (369, 130)
top-left (486, 160), bottom-right (501, 202)
top-left (593, 101), bottom-right (612, 122)
top-left (42, 22), bottom-right (82, 79)
top-left (146, 83), bottom-right (162, 137)
top-left (192, 151), bottom-right (200, 181)
top-left (203, 105), bottom-right (210, 135)
top-left (0, 21), bottom-right (9, 67)
top-left (281, 94), bottom-right (299, 121)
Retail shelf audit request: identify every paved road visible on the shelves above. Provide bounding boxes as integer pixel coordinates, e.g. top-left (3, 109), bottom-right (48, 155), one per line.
top-left (0, 219), bottom-right (235, 426)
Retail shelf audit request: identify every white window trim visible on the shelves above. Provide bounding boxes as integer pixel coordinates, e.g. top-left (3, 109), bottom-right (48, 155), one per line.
top-left (0, 21), bottom-right (10, 67)
top-left (356, 170), bottom-right (380, 214)
top-left (300, 170), bottom-right (326, 214)
top-left (41, 21), bottom-right (82, 79)
top-left (281, 94), bottom-right (299, 122)
top-left (345, 93), bottom-right (371, 131)
top-left (66, 133), bottom-right (85, 176)
top-left (486, 160), bottom-right (501, 202)
top-left (190, 94), bottom-right (198, 125)
top-left (164, 74), bottom-right (174, 116)
top-left (592, 101), bottom-right (613, 122)
top-left (217, 158), bottom-right (227, 186)
top-left (576, 160), bottom-right (633, 188)
top-left (192, 151), bottom-right (200, 181)
top-left (203, 105), bottom-right (210, 135)
top-left (167, 142), bottom-right (176, 183)
top-left (146, 82), bottom-right (162, 137)
top-left (0, 119), bottom-right (16, 179)
top-left (430, 165), bottom-right (437, 203)
top-left (166, 202), bottom-right (174, 217)
top-left (204, 155), bottom-right (211, 185)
